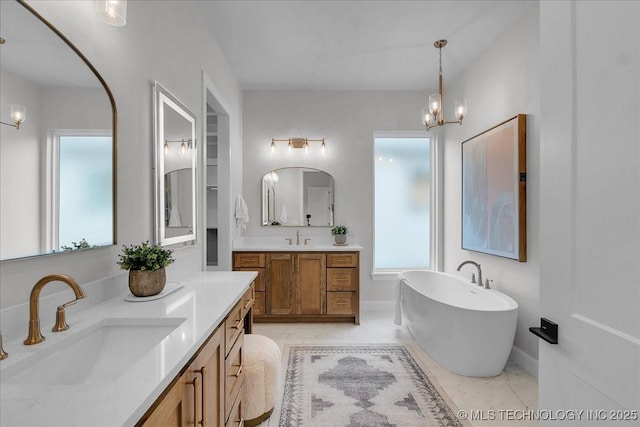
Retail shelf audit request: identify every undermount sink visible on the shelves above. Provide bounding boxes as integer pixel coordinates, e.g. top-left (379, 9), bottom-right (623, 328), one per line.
top-left (278, 244), bottom-right (316, 249)
top-left (3, 317), bottom-right (186, 386)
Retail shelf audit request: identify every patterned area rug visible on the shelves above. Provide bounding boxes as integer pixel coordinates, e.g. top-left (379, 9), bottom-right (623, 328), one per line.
top-left (278, 345), bottom-right (464, 427)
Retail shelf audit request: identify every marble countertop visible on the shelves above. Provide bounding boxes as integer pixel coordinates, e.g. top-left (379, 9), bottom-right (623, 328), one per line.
top-left (0, 271), bottom-right (257, 427)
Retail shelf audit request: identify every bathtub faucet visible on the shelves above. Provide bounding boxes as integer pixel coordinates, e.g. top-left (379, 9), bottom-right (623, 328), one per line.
top-left (457, 260), bottom-right (483, 287)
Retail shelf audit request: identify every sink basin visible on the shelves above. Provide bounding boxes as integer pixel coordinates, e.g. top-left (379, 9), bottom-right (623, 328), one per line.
top-left (3, 317), bottom-right (186, 386)
top-left (278, 244), bottom-right (316, 249)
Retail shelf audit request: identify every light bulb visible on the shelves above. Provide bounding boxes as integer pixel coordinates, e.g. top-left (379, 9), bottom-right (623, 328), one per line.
top-left (321, 140), bottom-right (326, 157)
top-left (10, 104), bottom-right (25, 128)
top-left (164, 141), bottom-right (169, 155)
top-left (455, 99), bottom-right (467, 121)
top-left (180, 141), bottom-right (186, 155)
top-left (96, 0), bottom-right (127, 26)
top-left (270, 140), bottom-right (276, 156)
top-left (428, 94), bottom-right (441, 118)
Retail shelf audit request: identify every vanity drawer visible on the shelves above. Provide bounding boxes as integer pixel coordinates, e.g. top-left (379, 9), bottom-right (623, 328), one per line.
top-left (225, 298), bottom-right (244, 356)
top-left (327, 292), bottom-right (355, 315)
top-left (234, 252), bottom-right (265, 268)
top-left (327, 268), bottom-right (356, 291)
top-left (240, 285), bottom-right (254, 318)
top-left (327, 253), bottom-right (358, 268)
top-left (225, 390), bottom-right (243, 427)
top-left (225, 330), bottom-right (244, 420)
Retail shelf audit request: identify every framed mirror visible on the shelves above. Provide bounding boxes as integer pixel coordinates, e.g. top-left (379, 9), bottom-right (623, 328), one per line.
top-left (153, 82), bottom-right (197, 246)
top-left (261, 167), bottom-right (334, 227)
top-left (0, 0), bottom-right (117, 261)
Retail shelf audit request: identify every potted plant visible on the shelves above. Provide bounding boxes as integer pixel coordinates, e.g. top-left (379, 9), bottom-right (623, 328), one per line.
top-left (331, 225), bottom-right (348, 245)
top-left (117, 241), bottom-right (174, 297)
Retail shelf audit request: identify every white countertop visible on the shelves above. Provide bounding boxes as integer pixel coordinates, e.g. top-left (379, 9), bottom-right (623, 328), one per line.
top-left (233, 237), bottom-right (363, 252)
top-left (0, 271), bottom-right (257, 427)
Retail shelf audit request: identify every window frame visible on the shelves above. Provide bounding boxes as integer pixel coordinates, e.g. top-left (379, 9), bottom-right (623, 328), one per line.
top-left (45, 129), bottom-right (113, 252)
top-left (371, 131), bottom-right (443, 279)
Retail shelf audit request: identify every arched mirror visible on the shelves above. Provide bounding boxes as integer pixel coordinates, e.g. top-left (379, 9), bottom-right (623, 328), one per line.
top-left (261, 167), bottom-right (334, 227)
top-left (0, 0), bottom-right (117, 261)
top-left (154, 82), bottom-right (197, 246)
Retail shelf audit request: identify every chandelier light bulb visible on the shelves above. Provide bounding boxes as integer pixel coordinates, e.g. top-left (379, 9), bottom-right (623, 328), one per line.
top-left (455, 99), bottom-right (467, 121)
top-left (180, 140), bottom-right (186, 155)
top-left (270, 139), bottom-right (276, 156)
top-left (428, 94), bottom-right (441, 118)
top-left (164, 141), bottom-right (169, 155)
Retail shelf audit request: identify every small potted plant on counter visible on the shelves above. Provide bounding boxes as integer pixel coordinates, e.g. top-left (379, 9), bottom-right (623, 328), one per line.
top-left (117, 241), bottom-right (174, 297)
top-left (331, 225), bottom-right (348, 245)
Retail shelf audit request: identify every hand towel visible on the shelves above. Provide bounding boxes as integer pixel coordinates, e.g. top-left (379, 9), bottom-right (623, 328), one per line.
top-left (279, 204), bottom-right (289, 224)
top-left (168, 204), bottom-right (182, 227)
top-left (235, 194), bottom-right (249, 231)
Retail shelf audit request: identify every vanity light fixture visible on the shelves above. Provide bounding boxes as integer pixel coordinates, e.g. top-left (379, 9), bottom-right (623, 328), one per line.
top-left (96, 0), bottom-right (127, 26)
top-left (0, 104), bottom-right (26, 130)
top-left (422, 39), bottom-right (467, 131)
top-left (271, 138), bottom-right (326, 157)
top-left (164, 139), bottom-right (192, 156)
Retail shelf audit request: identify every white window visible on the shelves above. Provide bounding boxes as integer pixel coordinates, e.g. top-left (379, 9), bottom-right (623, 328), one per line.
top-left (374, 133), bottom-right (436, 271)
top-left (46, 131), bottom-right (113, 252)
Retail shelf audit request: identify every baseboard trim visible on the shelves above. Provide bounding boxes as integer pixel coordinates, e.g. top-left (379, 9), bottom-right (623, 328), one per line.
top-left (361, 301), bottom-right (395, 312)
top-left (509, 345), bottom-right (538, 378)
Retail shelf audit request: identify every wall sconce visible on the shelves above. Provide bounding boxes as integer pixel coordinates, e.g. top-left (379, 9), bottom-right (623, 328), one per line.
top-left (271, 138), bottom-right (326, 157)
top-left (96, 0), bottom-right (127, 26)
top-left (421, 39), bottom-right (467, 130)
top-left (0, 104), bottom-right (26, 130)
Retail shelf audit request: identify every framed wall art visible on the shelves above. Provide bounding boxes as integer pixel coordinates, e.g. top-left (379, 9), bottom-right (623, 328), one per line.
top-left (461, 114), bottom-right (526, 261)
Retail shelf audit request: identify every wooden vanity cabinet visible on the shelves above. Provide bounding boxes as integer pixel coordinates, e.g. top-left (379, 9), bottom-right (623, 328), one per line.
top-left (234, 251), bottom-right (358, 324)
top-left (140, 326), bottom-right (224, 427)
top-left (138, 282), bottom-right (254, 427)
top-left (233, 253), bottom-right (265, 316)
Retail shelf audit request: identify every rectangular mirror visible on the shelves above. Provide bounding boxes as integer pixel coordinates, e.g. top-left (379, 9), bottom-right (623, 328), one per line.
top-left (153, 82), bottom-right (197, 246)
top-left (261, 167), bottom-right (334, 227)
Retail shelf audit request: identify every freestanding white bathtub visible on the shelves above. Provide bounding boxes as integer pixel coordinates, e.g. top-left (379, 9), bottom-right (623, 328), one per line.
top-left (396, 270), bottom-right (518, 377)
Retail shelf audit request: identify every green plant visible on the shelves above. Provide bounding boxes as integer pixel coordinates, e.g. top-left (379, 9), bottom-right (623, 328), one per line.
top-left (117, 241), bottom-right (174, 271)
top-left (331, 225), bottom-right (348, 235)
top-left (62, 238), bottom-right (90, 251)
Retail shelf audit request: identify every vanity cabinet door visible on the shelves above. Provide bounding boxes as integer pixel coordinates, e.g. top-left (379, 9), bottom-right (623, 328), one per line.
top-left (266, 253), bottom-right (295, 315)
top-left (140, 370), bottom-right (194, 427)
top-left (192, 326), bottom-right (225, 427)
top-left (297, 253), bottom-right (326, 315)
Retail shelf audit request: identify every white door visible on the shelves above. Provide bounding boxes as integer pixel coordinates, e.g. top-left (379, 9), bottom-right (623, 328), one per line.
top-left (307, 186), bottom-right (330, 226)
top-left (539, 1), bottom-right (639, 423)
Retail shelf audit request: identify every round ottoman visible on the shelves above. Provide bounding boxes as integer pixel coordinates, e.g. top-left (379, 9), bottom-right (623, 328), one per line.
top-left (243, 334), bottom-right (281, 427)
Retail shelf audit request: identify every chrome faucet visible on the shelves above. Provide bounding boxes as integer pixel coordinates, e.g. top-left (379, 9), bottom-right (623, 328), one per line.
top-left (296, 230), bottom-right (300, 245)
top-left (24, 274), bottom-right (86, 345)
top-left (457, 260), bottom-right (483, 287)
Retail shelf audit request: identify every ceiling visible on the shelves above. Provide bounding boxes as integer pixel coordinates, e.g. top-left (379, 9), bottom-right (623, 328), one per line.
top-left (198, 0), bottom-right (538, 91)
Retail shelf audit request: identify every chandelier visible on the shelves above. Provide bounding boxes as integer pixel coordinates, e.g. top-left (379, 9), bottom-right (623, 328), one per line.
top-left (422, 39), bottom-right (467, 130)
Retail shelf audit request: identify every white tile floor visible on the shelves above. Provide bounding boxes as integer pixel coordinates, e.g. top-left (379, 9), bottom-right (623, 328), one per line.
top-left (252, 307), bottom-right (538, 427)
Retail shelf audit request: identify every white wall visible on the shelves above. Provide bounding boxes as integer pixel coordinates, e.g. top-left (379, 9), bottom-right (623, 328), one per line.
top-left (0, 70), bottom-right (42, 259)
top-left (242, 90), bottom-right (426, 301)
top-left (442, 11), bottom-right (540, 365)
top-left (0, 1), bottom-right (241, 310)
